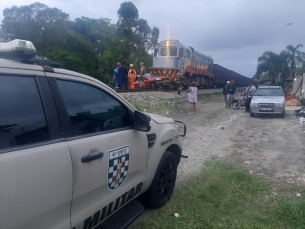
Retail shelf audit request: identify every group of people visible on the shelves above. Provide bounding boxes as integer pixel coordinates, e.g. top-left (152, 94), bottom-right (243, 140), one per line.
top-left (222, 80), bottom-right (256, 112)
top-left (113, 62), bottom-right (146, 90)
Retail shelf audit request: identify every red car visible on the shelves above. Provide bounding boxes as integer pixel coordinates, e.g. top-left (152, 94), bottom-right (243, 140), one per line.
top-left (134, 73), bottom-right (171, 89)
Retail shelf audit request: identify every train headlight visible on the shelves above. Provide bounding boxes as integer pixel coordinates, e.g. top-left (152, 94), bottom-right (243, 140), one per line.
top-left (251, 103), bottom-right (259, 107)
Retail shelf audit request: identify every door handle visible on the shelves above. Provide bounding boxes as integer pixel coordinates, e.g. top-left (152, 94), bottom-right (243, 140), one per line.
top-left (81, 152), bottom-right (104, 163)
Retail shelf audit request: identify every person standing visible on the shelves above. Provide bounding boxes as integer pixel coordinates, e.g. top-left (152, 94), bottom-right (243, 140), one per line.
top-left (119, 62), bottom-right (129, 90)
top-left (187, 82), bottom-right (198, 115)
top-left (128, 64), bottom-right (136, 89)
top-left (175, 70), bottom-right (183, 95)
top-left (223, 81), bottom-right (230, 107)
top-left (113, 62), bottom-right (121, 89)
top-left (226, 80), bottom-right (236, 108)
top-left (139, 62), bottom-right (146, 89)
top-left (245, 83), bottom-right (256, 113)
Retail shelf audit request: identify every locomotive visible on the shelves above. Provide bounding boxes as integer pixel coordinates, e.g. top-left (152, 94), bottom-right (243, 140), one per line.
top-left (150, 39), bottom-right (252, 88)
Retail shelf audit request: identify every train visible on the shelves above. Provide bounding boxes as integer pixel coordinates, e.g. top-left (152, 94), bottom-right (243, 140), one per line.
top-left (150, 39), bottom-right (252, 88)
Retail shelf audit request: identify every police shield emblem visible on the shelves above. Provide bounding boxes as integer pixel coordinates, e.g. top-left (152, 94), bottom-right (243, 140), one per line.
top-left (108, 145), bottom-right (130, 190)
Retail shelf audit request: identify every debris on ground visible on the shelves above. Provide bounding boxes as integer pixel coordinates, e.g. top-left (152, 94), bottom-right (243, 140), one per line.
top-left (249, 170), bottom-right (253, 174)
top-left (296, 193), bottom-right (302, 197)
top-left (244, 161), bottom-right (251, 164)
top-left (174, 213), bottom-right (180, 218)
top-left (258, 165), bottom-right (264, 169)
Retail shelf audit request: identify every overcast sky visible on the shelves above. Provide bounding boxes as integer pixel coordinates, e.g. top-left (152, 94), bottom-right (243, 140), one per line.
top-left (1, 0), bottom-right (304, 77)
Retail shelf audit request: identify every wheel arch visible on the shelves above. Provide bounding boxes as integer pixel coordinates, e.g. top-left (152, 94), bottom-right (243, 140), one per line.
top-left (165, 144), bottom-right (182, 165)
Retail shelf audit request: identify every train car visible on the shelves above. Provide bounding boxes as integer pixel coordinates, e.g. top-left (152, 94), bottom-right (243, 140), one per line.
top-left (213, 64), bottom-right (252, 87)
top-left (150, 39), bottom-right (214, 88)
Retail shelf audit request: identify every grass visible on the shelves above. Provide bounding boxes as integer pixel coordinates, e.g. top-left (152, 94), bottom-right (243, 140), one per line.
top-left (194, 109), bottom-right (223, 126)
top-left (125, 96), bottom-right (180, 115)
top-left (135, 161), bottom-right (305, 229)
top-left (198, 93), bottom-right (223, 104)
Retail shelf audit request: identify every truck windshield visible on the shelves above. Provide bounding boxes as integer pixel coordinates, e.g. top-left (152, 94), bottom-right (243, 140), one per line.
top-left (254, 88), bottom-right (283, 96)
top-left (145, 73), bottom-right (156, 78)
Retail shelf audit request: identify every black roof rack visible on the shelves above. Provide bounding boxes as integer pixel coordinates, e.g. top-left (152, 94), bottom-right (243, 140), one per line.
top-left (22, 56), bottom-right (61, 68)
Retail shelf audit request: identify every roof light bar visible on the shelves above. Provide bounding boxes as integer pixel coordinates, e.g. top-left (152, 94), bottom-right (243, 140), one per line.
top-left (0, 39), bottom-right (37, 58)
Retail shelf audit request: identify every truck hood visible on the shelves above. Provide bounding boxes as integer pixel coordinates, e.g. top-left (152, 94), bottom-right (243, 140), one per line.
top-left (148, 113), bottom-right (175, 124)
top-left (252, 96), bottom-right (285, 103)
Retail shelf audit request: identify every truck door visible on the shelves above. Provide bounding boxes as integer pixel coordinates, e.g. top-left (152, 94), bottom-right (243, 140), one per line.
top-left (0, 73), bottom-right (72, 229)
top-left (46, 73), bottom-right (148, 229)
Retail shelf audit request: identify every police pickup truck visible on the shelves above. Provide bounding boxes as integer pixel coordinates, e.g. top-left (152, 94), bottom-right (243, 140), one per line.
top-left (0, 40), bottom-right (186, 229)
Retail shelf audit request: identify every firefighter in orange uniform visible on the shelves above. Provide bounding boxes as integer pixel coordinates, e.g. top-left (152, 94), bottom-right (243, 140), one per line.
top-left (128, 64), bottom-right (136, 89)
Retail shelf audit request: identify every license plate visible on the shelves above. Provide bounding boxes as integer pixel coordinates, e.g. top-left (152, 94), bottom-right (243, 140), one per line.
top-left (261, 107), bottom-right (272, 110)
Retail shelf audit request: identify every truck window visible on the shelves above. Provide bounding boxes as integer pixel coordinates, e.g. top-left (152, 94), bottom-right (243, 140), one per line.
top-left (0, 75), bottom-right (49, 149)
top-left (57, 80), bottom-right (131, 137)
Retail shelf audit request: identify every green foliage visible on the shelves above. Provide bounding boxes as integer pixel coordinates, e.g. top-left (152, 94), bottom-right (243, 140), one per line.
top-left (0, 1), bottom-right (159, 86)
top-left (117, 2), bottom-right (139, 37)
top-left (256, 44), bottom-right (304, 83)
top-left (45, 48), bottom-right (88, 74)
top-left (284, 44), bottom-right (305, 77)
top-left (136, 161), bottom-right (305, 229)
top-left (256, 51), bottom-right (290, 84)
top-left (0, 2), bottom-right (69, 45)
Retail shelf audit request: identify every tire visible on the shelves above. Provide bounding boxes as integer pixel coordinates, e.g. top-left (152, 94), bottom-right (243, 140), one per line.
top-left (139, 151), bottom-right (177, 208)
top-left (232, 102), bottom-right (241, 110)
top-left (150, 82), bottom-right (157, 89)
top-left (250, 111), bottom-right (254, 117)
top-left (280, 110), bottom-right (285, 118)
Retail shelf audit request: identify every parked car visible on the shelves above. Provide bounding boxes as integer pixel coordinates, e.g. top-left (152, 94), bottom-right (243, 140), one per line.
top-left (250, 86), bottom-right (286, 118)
top-left (0, 39), bottom-right (186, 229)
top-left (134, 73), bottom-right (170, 89)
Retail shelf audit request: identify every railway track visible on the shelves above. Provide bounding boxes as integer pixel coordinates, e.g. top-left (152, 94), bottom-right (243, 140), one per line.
top-left (115, 88), bottom-right (223, 93)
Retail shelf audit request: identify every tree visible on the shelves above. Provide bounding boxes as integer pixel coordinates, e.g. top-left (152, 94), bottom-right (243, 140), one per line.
top-left (256, 51), bottom-right (287, 85)
top-left (0, 2), bottom-right (69, 45)
top-left (117, 2), bottom-right (139, 37)
top-left (283, 44), bottom-right (305, 78)
top-left (151, 26), bottom-right (160, 48)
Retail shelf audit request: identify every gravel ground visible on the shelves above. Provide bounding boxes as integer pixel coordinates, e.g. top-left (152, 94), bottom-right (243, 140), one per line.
top-left (171, 96), bottom-right (305, 189)
top-left (120, 88), bottom-right (230, 105)
top-left (130, 92), bottom-right (305, 228)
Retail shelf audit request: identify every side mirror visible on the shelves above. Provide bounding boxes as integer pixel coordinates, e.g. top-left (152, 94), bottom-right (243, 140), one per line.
top-left (134, 111), bottom-right (151, 132)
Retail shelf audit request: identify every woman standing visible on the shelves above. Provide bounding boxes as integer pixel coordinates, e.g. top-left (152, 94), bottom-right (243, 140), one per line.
top-left (187, 82), bottom-right (198, 114)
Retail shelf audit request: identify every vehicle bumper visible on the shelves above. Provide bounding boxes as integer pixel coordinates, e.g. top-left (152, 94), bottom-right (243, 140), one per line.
top-left (250, 106), bottom-right (285, 114)
top-left (156, 80), bottom-right (171, 85)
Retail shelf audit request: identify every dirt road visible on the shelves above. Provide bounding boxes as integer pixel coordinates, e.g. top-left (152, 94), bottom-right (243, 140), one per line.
top-left (131, 93), bottom-right (305, 228)
top-left (171, 95), bottom-right (305, 189)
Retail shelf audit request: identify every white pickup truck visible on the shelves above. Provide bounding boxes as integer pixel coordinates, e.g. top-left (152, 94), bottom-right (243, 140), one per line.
top-left (0, 40), bottom-right (186, 229)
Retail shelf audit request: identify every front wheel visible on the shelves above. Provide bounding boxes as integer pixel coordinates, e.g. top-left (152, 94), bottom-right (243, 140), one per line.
top-left (250, 111), bottom-right (255, 117)
top-left (280, 110), bottom-right (285, 118)
top-left (139, 151), bottom-right (177, 208)
top-left (233, 102), bottom-right (241, 110)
